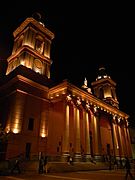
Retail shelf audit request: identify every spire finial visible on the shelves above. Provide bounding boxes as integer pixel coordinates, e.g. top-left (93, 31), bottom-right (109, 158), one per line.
top-left (32, 12), bottom-right (42, 21)
top-left (84, 77), bottom-right (87, 87)
top-left (32, 12), bottom-right (45, 26)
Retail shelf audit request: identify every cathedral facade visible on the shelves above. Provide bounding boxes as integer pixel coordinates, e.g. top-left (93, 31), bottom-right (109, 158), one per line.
top-left (0, 16), bottom-right (132, 162)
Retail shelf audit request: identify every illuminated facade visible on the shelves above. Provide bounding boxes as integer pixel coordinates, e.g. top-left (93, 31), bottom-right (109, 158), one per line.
top-left (0, 16), bottom-right (132, 162)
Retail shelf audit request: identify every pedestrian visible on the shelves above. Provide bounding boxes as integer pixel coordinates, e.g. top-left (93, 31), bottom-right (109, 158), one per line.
top-left (108, 155), bottom-right (112, 170)
top-left (44, 156), bottom-right (48, 174)
top-left (69, 156), bottom-right (73, 165)
top-left (67, 155), bottom-right (70, 164)
top-left (114, 159), bottom-right (118, 170)
top-left (11, 158), bottom-right (21, 174)
top-left (91, 157), bottom-right (96, 164)
top-left (38, 156), bottom-right (44, 174)
top-left (124, 157), bottom-right (134, 180)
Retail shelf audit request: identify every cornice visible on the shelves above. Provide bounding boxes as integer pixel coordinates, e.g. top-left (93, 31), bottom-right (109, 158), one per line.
top-left (91, 77), bottom-right (116, 86)
top-left (49, 80), bottom-right (129, 119)
top-left (13, 17), bottom-right (55, 40)
top-left (16, 75), bottom-right (49, 91)
top-left (7, 45), bottom-right (51, 64)
top-left (0, 75), bottom-right (49, 93)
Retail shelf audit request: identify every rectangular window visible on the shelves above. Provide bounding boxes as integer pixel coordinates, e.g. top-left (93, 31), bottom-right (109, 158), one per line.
top-left (28, 118), bottom-right (34, 130)
top-left (25, 143), bottom-right (31, 160)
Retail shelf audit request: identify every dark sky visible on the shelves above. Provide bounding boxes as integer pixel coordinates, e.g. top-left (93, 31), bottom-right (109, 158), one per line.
top-left (0, 1), bottom-right (134, 127)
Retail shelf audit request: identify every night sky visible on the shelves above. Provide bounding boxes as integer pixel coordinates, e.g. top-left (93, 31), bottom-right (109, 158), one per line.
top-left (0, 1), bottom-right (134, 127)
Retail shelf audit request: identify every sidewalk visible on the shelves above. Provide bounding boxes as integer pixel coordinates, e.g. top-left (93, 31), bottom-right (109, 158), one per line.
top-left (1, 160), bottom-right (134, 175)
top-left (23, 161), bottom-right (109, 173)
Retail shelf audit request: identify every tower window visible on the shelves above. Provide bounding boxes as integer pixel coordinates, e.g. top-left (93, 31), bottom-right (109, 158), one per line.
top-left (35, 36), bottom-right (44, 54)
top-left (99, 88), bottom-right (104, 99)
top-left (28, 118), bottom-right (34, 130)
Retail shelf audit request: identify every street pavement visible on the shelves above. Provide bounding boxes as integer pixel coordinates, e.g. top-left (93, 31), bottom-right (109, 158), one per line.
top-left (0, 169), bottom-right (135, 180)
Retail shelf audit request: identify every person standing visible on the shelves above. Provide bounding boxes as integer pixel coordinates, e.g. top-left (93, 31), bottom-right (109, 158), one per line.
top-left (69, 156), bottom-right (73, 165)
top-left (114, 159), bottom-right (118, 170)
top-left (38, 156), bottom-right (44, 174)
top-left (11, 159), bottom-right (21, 174)
top-left (44, 156), bottom-right (48, 174)
top-left (108, 155), bottom-right (112, 170)
top-left (124, 157), bottom-right (134, 180)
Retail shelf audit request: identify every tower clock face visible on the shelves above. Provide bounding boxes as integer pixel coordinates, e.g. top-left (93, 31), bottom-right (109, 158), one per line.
top-left (34, 59), bottom-right (42, 69)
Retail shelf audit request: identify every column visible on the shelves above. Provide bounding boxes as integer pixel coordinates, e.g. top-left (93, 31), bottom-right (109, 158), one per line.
top-left (117, 125), bottom-right (124, 157)
top-left (40, 107), bottom-right (48, 138)
top-left (120, 125), bottom-right (128, 156)
top-left (74, 107), bottom-right (81, 161)
top-left (125, 127), bottom-right (132, 157)
top-left (11, 91), bottom-right (26, 133)
top-left (112, 123), bottom-right (119, 157)
top-left (123, 127), bottom-right (128, 156)
top-left (85, 111), bottom-right (91, 161)
top-left (92, 113), bottom-right (102, 161)
top-left (62, 104), bottom-right (70, 160)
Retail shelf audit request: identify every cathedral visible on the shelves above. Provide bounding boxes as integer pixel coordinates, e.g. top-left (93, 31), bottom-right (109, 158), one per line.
top-left (0, 16), bottom-right (132, 163)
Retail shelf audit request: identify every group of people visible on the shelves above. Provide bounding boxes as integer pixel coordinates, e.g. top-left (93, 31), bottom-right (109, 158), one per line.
top-left (11, 155), bottom-right (48, 174)
top-left (111, 157), bottom-right (134, 180)
top-left (11, 158), bottom-right (21, 174)
top-left (10, 154), bottom-right (24, 174)
top-left (11, 154), bottom-right (134, 179)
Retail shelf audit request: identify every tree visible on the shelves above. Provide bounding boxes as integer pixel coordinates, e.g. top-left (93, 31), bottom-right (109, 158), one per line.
top-left (0, 123), bottom-right (10, 142)
top-left (0, 124), bottom-right (11, 160)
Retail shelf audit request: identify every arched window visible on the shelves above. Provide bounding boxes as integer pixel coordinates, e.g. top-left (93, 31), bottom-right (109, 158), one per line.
top-left (35, 35), bottom-right (44, 54)
top-left (34, 59), bottom-right (42, 74)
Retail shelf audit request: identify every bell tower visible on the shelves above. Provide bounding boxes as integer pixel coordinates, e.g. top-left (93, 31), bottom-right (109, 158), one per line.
top-left (91, 67), bottom-right (119, 108)
top-left (6, 15), bottom-right (55, 78)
